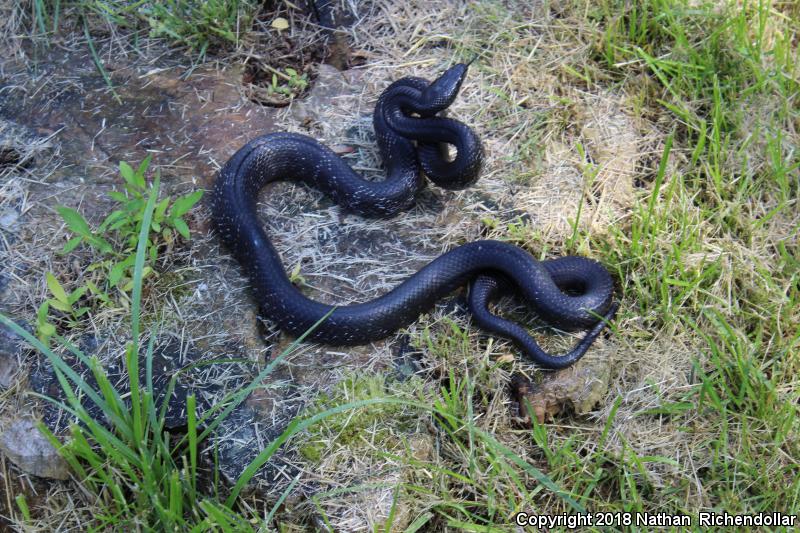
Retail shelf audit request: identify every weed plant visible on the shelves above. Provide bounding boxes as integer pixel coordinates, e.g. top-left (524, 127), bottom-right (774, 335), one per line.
top-left (36, 157), bottom-right (202, 345)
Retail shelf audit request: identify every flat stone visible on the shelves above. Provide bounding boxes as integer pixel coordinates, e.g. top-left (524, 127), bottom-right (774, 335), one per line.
top-left (215, 399), bottom-right (301, 493)
top-left (0, 321), bottom-right (25, 389)
top-left (0, 418), bottom-right (70, 480)
top-left (29, 337), bottom-right (217, 433)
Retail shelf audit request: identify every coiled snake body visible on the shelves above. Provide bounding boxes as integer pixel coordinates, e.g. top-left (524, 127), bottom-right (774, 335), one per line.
top-left (212, 64), bottom-right (617, 369)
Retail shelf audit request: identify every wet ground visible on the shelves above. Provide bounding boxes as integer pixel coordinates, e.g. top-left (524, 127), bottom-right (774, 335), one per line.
top-left (2, 45), bottom-right (275, 196)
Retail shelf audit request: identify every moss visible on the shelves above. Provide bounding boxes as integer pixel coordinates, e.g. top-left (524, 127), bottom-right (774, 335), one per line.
top-left (298, 373), bottom-right (425, 464)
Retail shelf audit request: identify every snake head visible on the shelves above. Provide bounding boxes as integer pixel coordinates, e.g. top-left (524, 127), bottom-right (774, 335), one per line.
top-left (420, 63), bottom-right (471, 111)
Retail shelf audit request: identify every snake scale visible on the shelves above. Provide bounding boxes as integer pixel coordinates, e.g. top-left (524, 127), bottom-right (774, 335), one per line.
top-left (212, 63), bottom-right (618, 369)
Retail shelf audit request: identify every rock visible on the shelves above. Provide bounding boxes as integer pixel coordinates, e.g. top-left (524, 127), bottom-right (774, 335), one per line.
top-left (0, 418), bottom-right (70, 480)
top-left (291, 64), bottom-right (354, 125)
top-left (143, 340), bottom-right (218, 430)
top-left (510, 346), bottom-right (614, 425)
top-left (215, 400), bottom-right (301, 493)
top-left (0, 321), bottom-right (26, 389)
top-left (29, 337), bottom-right (216, 433)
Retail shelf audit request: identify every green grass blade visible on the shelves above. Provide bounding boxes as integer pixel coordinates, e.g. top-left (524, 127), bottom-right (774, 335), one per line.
top-left (82, 17), bottom-right (121, 103)
top-left (195, 308), bottom-right (335, 443)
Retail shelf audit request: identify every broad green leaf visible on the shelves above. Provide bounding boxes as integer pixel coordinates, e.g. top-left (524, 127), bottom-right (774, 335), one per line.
top-left (100, 210), bottom-right (127, 232)
top-left (60, 237), bottom-right (82, 254)
top-left (57, 206), bottom-right (92, 238)
top-left (124, 198), bottom-right (144, 213)
top-left (154, 197), bottom-right (170, 220)
top-left (37, 301), bottom-right (49, 322)
top-left (170, 190), bottom-right (203, 218)
top-left (46, 272), bottom-right (69, 304)
top-left (109, 255), bottom-right (135, 287)
top-left (38, 322), bottom-right (55, 337)
top-left (68, 285), bottom-right (88, 305)
top-left (48, 298), bottom-right (72, 313)
top-left (136, 155), bottom-right (152, 181)
top-left (173, 218), bottom-right (190, 239)
top-left (108, 191), bottom-right (128, 203)
top-left (119, 161), bottom-right (136, 187)
top-left (108, 216), bottom-right (132, 232)
top-left (87, 235), bottom-right (114, 254)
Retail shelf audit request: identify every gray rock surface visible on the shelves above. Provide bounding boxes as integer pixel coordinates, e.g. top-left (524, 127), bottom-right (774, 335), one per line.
top-left (0, 322), bottom-right (24, 389)
top-left (0, 418), bottom-right (70, 480)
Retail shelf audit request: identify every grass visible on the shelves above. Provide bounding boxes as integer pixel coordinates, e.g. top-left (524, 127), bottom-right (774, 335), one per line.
top-left (2, 0), bottom-right (799, 530)
top-left (483, 0), bottom-right (800, 520)
top-left (17, 0), bottom-right (257, 95)
top-left (27, 0), bottom-right (255, 51)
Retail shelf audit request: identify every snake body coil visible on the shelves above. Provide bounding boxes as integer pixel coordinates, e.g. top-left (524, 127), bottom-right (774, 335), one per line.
top-left (212, 64), bottom-right (617, 369)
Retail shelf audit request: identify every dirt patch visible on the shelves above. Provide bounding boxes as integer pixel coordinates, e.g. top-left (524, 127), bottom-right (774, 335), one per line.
top-left (1, 50), bottom-right (275, 189)
top-left (240, 1), bottom-right (362, 107)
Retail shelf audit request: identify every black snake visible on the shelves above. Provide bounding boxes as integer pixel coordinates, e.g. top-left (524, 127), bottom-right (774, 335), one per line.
top-left (212, 63), bottom-right (617, 369)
